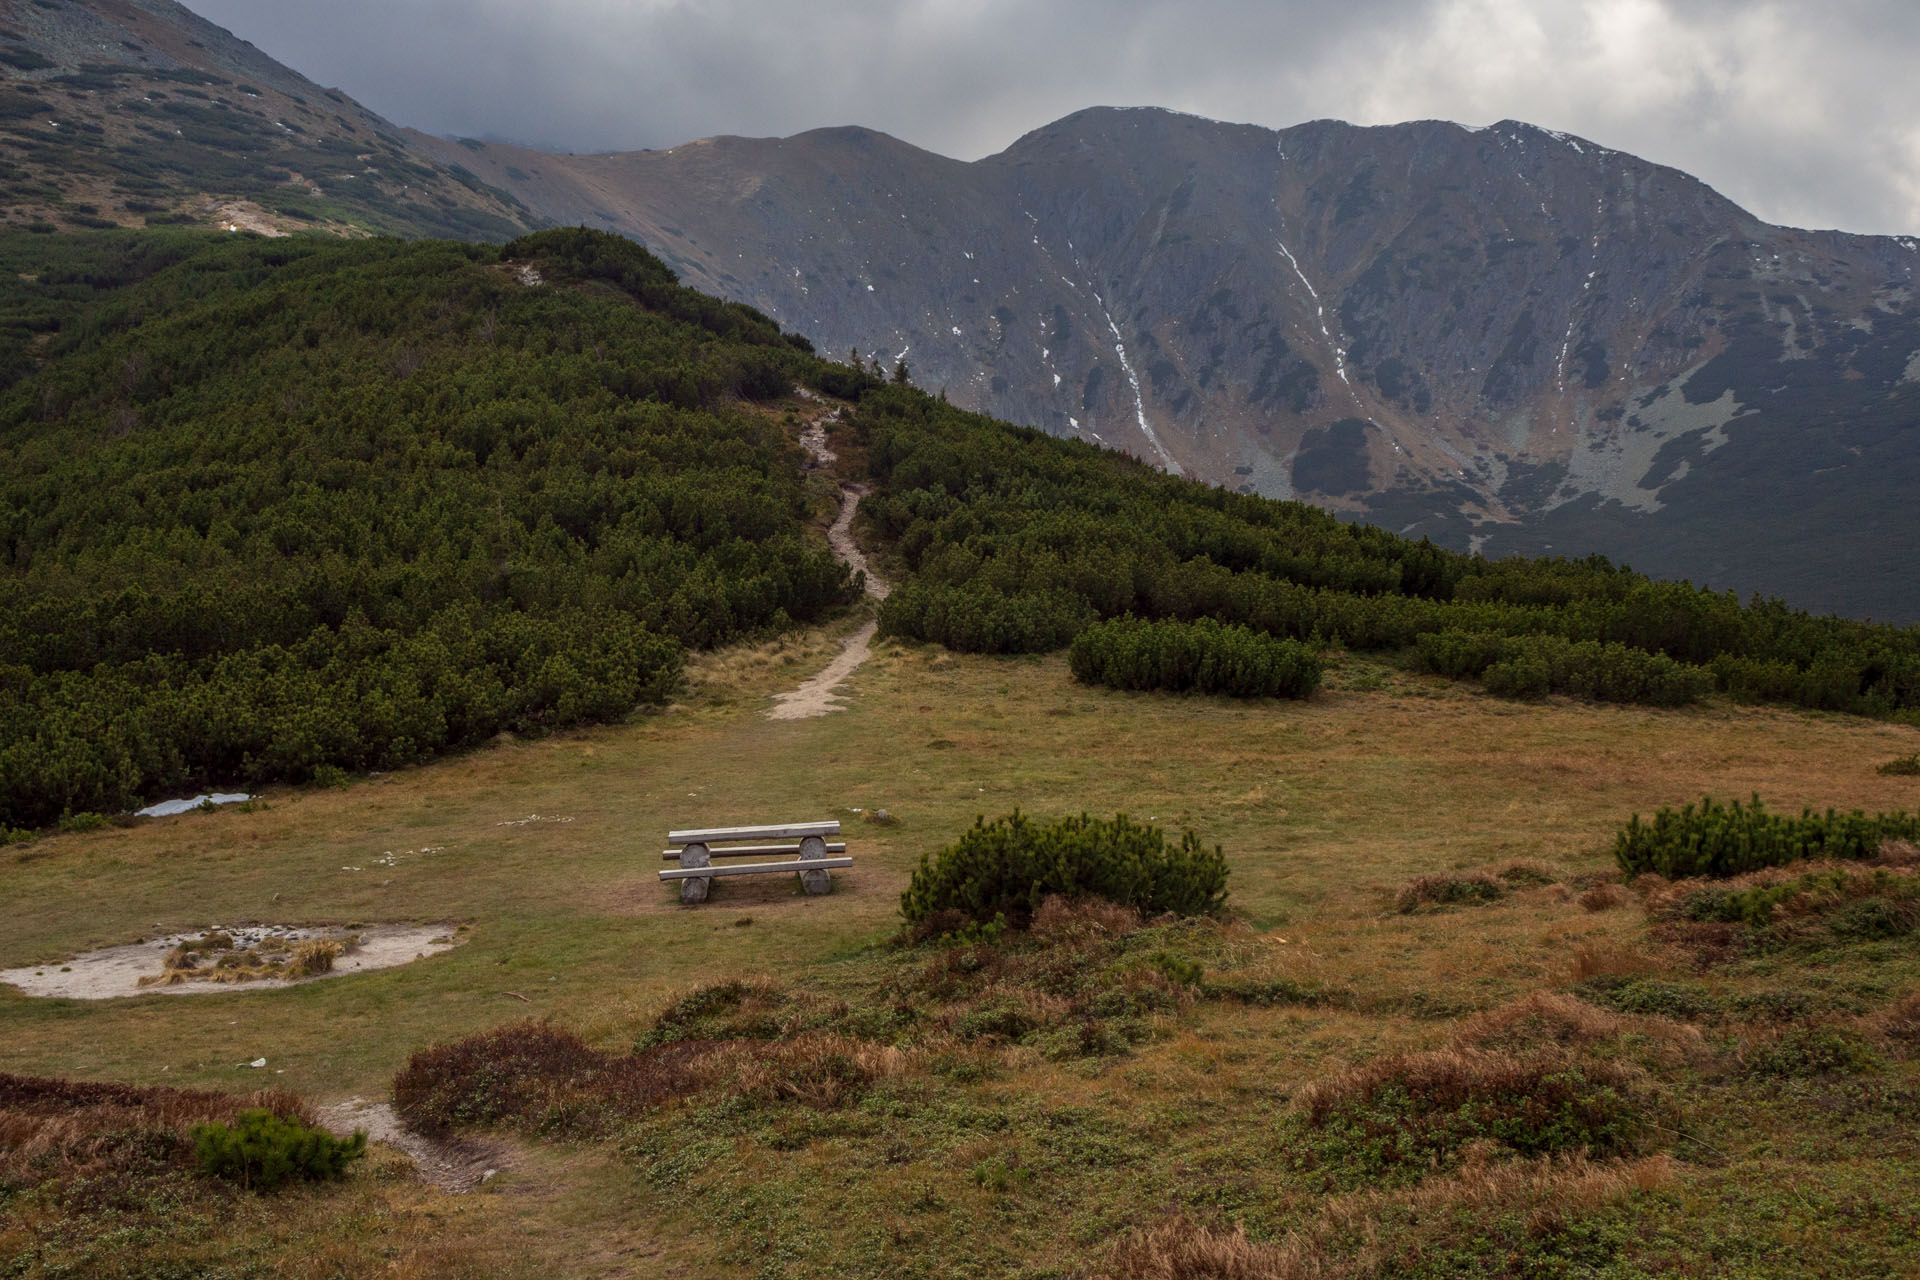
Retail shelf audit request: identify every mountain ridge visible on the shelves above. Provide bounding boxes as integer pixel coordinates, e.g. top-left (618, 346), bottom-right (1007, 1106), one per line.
top-left (7, 1), bottom-right (1917, 620)
top-left (416, 105), bottom-right (1920, 620)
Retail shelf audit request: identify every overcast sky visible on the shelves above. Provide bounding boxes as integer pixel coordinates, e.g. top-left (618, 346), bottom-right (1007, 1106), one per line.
top-left (185, 0), bottom-right (1919, 237)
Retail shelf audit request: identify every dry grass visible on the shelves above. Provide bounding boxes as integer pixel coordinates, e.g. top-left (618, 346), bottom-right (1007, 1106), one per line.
top-left (1456, 990), bottom-right (1706, 1069)
top-left (1868, 992), bottom-right (1920, 1055)
top-left (1292, 1046), bottom-right (1643, 1126)
top-left (135, 933), bottom-right (347, 987)
top-left (714, 1032), bottom-right (914, 1108)
top-left (1090, 1154), bottom-right (1674, 1280)
top-left (1577, 883), bottom-right (1632, 912)
top-left (1567, 939), bottom-right (1669, 984)
top-left (1032, 894), bottom-right (1142, 942)
top-left (1877, 839), bottom-right (1920, 867)
top-left (0, 1072), bottom-right (309, 1182)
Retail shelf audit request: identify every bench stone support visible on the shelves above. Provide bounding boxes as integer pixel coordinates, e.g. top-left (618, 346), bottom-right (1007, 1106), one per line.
top-left (798, 834), bottom-right (832, 896)
top-left (678, 841), bottom-right (712, 904)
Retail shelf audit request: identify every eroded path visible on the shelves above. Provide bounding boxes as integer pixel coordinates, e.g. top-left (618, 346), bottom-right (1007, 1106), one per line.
top-left (769, 398), bottom-right (891, 721)
top-left (317, 1097), bottom-right (511, 1193)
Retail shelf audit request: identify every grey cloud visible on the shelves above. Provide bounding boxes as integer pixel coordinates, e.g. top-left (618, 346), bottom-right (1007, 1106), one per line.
top-left (184, 0), bottom-right (1920, 235)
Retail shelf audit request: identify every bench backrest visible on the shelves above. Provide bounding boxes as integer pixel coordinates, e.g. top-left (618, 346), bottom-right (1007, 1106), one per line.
top-left (668, 821), bottom-right (840, 844)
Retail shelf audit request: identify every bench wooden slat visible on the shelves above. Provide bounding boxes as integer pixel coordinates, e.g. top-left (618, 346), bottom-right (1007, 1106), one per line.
top-left (660, 856), bottom-right (853, 881)
top-left (663, 842), bottom-right (846, 860)
top-left (668, 821), bottom-right (840, 843)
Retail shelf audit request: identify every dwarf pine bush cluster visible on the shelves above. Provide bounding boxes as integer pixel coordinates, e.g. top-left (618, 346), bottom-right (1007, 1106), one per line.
top-left (1614, 795), bottom-right (1920, 878)
top-left (1068, 616), bottom-right (1322, 698)
top-left (899, 811), bottom-right (1229, 927)
top-left (1416, 630), bottom-right (1714, 706)
top-left (855, 385), bottom-right (1920, 717)
top-left (0, 228), bottom-right (856, 829)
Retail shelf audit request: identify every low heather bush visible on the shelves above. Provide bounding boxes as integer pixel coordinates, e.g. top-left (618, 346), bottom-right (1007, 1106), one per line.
top-left (1395, 871), bottom-right (1506, 913)
top-left (1296, 1048), bottom-right (1653, 1171)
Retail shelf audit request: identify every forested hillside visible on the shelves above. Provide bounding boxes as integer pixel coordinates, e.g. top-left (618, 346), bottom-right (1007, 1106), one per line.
top-left (4, 225), bottom-right (1918, 836)
top-left (853, 387), bottom-right (1920, 717)
top-left (0, 227), bottom-right (850, 830)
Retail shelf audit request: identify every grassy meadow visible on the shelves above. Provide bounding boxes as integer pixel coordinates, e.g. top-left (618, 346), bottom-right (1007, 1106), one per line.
top-left (5, 607), bottom-right (1920, 1276)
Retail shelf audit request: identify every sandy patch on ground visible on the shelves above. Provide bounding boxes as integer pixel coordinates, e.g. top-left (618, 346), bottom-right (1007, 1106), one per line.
top-left (0, 923), bottom-right (464, 1000)
top-left (316, 1097), bottom-right (511, 1194)
top-left (768, 398), bottom-right (891, 721)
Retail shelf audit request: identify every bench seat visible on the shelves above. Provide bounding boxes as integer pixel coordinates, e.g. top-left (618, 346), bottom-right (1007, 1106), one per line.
top-left (661, 820), bottom-right (848, 902)
top-left (660, 856), bottom-right (854, 880)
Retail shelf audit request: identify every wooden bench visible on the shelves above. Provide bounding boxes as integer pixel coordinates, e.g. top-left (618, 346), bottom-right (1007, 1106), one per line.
top-left (660, 821), bottom-right (851, 903)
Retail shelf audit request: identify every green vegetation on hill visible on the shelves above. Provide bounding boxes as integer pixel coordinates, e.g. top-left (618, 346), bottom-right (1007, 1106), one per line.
top-left (0, 56), bottom-right (533, 239)
top-left (854, 387), bottom-right (1920, 716)
top-left (5, 224), bottom-right (1920, 835)
top-left (0, 228), bottom-right (851, 829)
top-left (1615, 795), bottom-right (1920, 878)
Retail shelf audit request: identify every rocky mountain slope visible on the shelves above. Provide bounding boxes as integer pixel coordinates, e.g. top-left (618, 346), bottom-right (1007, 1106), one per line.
top-left (0, 0), bottom-right (535, 238)
top-left (5, 1), bottom-right (1914, 620)
top-left (420, 109), bottom-right (1920, 621)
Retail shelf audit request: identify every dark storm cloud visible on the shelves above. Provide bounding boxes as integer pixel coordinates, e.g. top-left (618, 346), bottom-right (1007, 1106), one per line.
top-left (184, 0), bottom-right (1920, 235)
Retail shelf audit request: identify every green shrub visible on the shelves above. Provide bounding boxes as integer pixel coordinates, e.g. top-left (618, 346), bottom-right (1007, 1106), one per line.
top-left (1067, 616), bottom-right (1322, 699)
top-left (1614, 796), bottom-right (1920, 878)
top-left (1745, 1026), bottom-right (1883, 1078)
top-left (1879, 754), bottom-right (1920, 776)
top-left (900, 811), bottom-right (1228, 928)
top-left (191, 1108), bottom-right (365, 1191)
top-left (56, 811), bottom-right (109, 833)
top-left (1417, 630), bottom-right (1714, 706)
top-left (1579, 978), bottom-right (1722, 1021)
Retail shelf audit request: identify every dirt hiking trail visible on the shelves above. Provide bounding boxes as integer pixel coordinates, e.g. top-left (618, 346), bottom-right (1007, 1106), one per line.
top-left (769, 395), bottom-right (890, 721)
top-left (317, 1097), bottom-right (511, 1193)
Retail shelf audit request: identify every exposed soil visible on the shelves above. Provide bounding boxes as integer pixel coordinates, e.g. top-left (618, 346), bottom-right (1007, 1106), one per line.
top-left (0, 923), bottom-right (464, 1000)
top-left (769, 397), bottom-right (890, 721)
top-left (316, 1096), bottom-right (511, 1194)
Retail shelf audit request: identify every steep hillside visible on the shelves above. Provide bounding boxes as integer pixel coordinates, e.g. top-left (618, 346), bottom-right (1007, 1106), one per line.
top-left (0, 228), bottom-right (849, 829)
top-left (0, 0), bottom-right (535, 237)
top-left (419, 109), bottom-right (1920, 621)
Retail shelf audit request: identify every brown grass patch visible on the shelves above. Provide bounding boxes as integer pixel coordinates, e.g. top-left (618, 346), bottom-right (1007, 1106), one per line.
top-left (1876, 839), bottom-right (1920, 867)
top-left (0, 1072), bottom-right (310, 1183)
top-left (1089, 1154), bottom-right (1673, 1279)
top-left (1577, 883), bottom-right (1631, 912)
top-left (1456, 991), bottom-right (1705, 1066)
top-left (1567, 939), bottom-right (1668, 984)
top-left (1867, 992), bottom-right (1920, 1055)
top-left (1032, 895), bottom-right (1141, 942)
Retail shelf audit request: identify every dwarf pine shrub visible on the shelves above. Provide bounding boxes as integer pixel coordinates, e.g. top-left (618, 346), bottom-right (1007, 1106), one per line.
top-left (1613, 795), bottom-right (1920, 878)
top-left (900, 811), bottom-right (1228, 927)
top-left (1067, 616), bottom-right (1322, 698)
top-left (191, 1109), bottom-right (364, 1191)
top-left (1417, 630), bottom-right (1714, 706)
